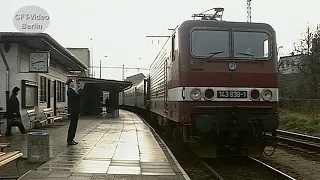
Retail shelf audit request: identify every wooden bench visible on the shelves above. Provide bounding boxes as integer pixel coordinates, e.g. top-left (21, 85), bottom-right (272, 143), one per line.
top-left (64, 107), bottom-right (69, 115)
top-left (57, 107), bottom-right (70, 120)
top-left (26, 109), bottom-right (47, 129)
top-left (0, 151), bottom-right (23, 167)
top-left (43, 108), bottom-right (63, 124)
top-left (0, 151), bottom-right (23, 179)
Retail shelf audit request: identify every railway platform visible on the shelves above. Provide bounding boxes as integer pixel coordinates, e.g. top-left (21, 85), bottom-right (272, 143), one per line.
top-left (10, 110), bottom-right (189, 180)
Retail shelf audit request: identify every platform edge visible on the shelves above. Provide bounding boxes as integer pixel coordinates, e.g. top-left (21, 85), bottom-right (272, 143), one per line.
top-left (134, 112), bottom-right (191, 180)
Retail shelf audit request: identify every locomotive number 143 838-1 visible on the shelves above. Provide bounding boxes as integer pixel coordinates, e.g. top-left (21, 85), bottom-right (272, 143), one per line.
top-left (217, 90), bottom-right (247, 98)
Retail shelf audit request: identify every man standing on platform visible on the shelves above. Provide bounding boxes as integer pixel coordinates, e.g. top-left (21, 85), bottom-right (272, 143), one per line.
top-left (65, 78), bottom-right (84, 145)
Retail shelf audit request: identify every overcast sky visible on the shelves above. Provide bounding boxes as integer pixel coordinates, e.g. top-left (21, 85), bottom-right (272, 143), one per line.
top-left (0, 0), bottom-right (318, 80)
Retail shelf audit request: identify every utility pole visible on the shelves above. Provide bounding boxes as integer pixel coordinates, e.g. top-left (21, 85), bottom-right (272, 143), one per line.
top-left (100, 59), bottom-right (102, 79)
top-left (247, 0), bottom-right (252, 23)
top-left (90, 38), bottom-right (94, 77)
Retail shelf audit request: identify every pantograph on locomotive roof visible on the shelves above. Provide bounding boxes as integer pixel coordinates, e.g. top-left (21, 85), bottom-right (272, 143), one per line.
top-left (192, 7), bottom-right (224, 21)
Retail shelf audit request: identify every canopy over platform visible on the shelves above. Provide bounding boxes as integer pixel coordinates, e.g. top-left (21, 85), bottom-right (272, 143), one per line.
top-left (68, 75), bottom-right (132, 92)
top-left (67, 76), bottom-right (133, 115)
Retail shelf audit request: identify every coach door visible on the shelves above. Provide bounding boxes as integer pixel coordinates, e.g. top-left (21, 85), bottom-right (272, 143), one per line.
top-left (164, 57), bottom-right (168, 115)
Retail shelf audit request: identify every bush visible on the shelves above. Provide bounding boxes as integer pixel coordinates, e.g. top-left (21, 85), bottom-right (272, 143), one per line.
top-left (279, 108), bottom-right (320, 133)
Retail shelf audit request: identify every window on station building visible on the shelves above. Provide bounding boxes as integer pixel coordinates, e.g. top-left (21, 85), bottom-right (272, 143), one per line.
top-left (62, 83), bottom-right (66, 102)
top-left (57, 81), bottom-right (66, 102)
top-left (57, 81), bottom-right (60, 102)
top-left (57, 81), bottom-right (63, 102)
top-left (39, 76), bottom-right (47, 103)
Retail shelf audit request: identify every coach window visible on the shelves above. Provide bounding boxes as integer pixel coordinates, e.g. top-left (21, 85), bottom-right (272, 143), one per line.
top-left (191, 29), bottom-right (230, 58)
top-left (233, 31), bottom-right (270, 59)
top-left (171, 34), bottom-right (176, 61)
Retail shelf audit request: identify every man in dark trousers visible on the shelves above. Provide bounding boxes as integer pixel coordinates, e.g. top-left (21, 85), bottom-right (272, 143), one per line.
top-left (66, 78), bottom-right (84, 145)
top-left (6, 87), bottom-right (26, 136)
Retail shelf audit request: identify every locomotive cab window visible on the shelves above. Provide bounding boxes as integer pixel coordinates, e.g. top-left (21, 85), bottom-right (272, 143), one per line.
top-left (191, 29), bottom-right (230, 58)
top-left (233, 31), bottom-right (270, 59)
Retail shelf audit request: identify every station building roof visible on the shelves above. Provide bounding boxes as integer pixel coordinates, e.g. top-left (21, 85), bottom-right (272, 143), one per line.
top-left (0, 32), bottom-right (87, 71)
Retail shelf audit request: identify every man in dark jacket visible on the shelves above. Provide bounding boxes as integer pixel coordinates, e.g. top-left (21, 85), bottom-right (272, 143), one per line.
top-left (66, 78), bottom-right (84, 145)
top-left (6, 87), bottom-right (26, 136)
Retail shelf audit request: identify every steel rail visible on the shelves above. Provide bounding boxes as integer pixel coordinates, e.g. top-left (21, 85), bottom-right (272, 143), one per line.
top-left (199, 160), bottom-right (224, 180)
top-left (276, 130), bottom-right (320, 152)
top-left (250, 157), bottom-right (296, 180)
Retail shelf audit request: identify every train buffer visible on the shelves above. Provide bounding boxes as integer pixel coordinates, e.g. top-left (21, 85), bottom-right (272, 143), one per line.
top-left (18, 110), bottom-right (190, 180)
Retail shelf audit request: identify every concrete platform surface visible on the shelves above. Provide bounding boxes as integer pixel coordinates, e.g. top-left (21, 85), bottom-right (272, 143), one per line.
top-left (17, 110), bottom-right (190, 180)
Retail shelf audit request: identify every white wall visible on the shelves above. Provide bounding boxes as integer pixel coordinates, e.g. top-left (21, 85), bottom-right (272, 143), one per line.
top-left (0, 43), bottom-right (69, 134)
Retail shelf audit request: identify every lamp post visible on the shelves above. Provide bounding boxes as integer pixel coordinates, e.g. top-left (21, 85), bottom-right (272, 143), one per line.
top-left (90, 38), bottom-right (94, 78)
top-left (138, 58), bottom-right (141, 73)
top-left (100, 56), bottom-right (107, 79)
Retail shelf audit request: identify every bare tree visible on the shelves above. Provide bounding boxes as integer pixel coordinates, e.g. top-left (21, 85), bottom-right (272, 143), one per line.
top-left (291, 25), bottom-right (320, 99)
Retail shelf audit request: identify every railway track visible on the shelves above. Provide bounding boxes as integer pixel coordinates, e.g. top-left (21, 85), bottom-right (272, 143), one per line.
top-left (200, 157), bottom-right (296, 180)
top-left (138, 112), bottom-right (299, 180)
top-left (276, 130), bottom-right (320, 153)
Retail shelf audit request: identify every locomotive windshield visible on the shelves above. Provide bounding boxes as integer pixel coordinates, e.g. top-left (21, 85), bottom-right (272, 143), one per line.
top-left (191, 29), bottom-right (271, 59)
top-left (191, 30), bottom-right (230, 58)
top-left (233, 31), bottom-right (269, 59)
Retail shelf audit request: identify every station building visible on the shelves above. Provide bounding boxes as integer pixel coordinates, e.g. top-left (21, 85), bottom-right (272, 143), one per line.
top-left (0, 32), bottom-right (87, 134)
top-left (0, 32), bottom-right (132, 134)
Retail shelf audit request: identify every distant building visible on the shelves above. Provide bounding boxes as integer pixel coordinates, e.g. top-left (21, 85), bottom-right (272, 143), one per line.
top-left (278, 54), bottom-right (307, 99)
top-left (66, 48), bottom-right (91, 77)
top-left (125, 73), bottom-right (145, 84)
top-left (278, 54), bottom-right (304, 74)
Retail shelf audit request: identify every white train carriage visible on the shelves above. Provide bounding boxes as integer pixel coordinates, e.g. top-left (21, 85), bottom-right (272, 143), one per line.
top-left (119, 79), bottom-right (147, 110)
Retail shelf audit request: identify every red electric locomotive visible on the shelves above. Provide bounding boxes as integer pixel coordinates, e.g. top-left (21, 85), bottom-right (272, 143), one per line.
top-left (120, 8), bottom-right (279, 158)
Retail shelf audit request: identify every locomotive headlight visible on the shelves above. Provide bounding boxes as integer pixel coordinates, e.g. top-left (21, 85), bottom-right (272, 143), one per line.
top-left (262, 89), bottom-right (272, 101)
top-left (190, 88), bottom-right (202, 100)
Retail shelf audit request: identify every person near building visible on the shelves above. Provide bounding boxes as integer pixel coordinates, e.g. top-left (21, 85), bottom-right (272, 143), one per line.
top-left (6, 87), bottom-right (26, 136)
top-left (66, 78), bottom-right (84, 145)
top-left (109, 90), bottom-right (119, 117)
top-left (105, 97), bottom-right (110, 113)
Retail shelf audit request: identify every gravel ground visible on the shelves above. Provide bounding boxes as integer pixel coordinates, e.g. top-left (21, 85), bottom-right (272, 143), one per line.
top-left (207, 158), bottom-right (280, 180)
top-left (258, 147), bottom-right (320, 180)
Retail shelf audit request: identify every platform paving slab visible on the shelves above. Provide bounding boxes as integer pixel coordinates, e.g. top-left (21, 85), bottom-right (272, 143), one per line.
top-left (2, 117), bottom-right (102, 159)
top-left (17, 110), bottom-right (189, 180)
